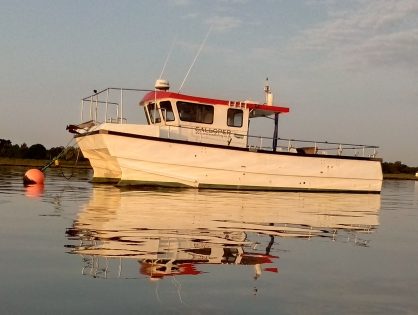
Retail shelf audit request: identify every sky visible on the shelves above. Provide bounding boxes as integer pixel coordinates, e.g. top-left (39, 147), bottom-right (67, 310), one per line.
top-left (1, 0), bottom-right (417, 165)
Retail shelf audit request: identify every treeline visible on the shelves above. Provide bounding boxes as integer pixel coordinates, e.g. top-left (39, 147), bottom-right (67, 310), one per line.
top-left (381, 161), bottom-right (417, 174)
top-left (0, 139), bottom-right (83, 161)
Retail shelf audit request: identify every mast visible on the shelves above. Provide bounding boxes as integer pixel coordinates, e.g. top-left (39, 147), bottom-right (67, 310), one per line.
top-left (265, 78), bottom-right (279, 151)
top-left (273, 113), bottom-right (279, 152)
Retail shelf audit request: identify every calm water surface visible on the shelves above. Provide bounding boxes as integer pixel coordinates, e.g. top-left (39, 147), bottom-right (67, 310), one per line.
top-left (0, 166), bottom-right (417, 314)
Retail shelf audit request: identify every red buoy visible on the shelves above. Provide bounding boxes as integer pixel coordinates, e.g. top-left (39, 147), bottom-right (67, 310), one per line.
top-left (23, 169), bottom-right (45, 186)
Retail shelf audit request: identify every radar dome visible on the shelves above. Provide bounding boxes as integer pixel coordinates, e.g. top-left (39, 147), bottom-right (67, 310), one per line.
top-left (155, 79), bottom-right (170, 91)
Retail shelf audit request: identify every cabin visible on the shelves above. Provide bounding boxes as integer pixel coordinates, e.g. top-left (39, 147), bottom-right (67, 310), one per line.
top-left (139, 79), bottom-right (289, 149)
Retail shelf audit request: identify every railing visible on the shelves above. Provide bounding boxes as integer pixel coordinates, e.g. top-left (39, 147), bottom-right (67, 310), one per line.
top-left (247, 135), bottom-right (379, 158)
top-left (161, 125), bottom-right (379, 158)
top-left (80, 88), bottom-right (152, 124)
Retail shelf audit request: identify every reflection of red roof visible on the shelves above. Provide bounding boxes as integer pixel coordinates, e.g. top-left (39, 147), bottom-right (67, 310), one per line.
top-left (241, 253), bottom-right (278, 265)
top-left (177, 263), bottom-right (201, 276)
top-left (139, 253), bottom-right (279, 279)
top-left (140, 262), bottom-right (203, 279)
top-left (140, 91), bottom-right (290, 115)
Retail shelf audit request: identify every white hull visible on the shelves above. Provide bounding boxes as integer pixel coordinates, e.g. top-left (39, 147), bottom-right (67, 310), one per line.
top-left (77, 125), bottom-right (382, 193)
top-left (76, 133), bottom-right (120, 182)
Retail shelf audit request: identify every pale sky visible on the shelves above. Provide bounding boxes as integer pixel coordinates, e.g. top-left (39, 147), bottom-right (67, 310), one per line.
top-left (1, 0), bottom-right (417, 165)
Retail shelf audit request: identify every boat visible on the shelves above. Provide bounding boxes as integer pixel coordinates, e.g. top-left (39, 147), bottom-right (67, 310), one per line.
top-left (67, 78), bottom-right (383, 193)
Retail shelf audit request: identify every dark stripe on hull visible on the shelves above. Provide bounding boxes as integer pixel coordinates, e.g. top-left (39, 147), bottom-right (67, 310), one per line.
top-left (91, 177), bottom-right (120, 184)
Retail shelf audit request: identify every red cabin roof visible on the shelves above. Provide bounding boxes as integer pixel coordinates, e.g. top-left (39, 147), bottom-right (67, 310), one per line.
top-left (140, 90), bottom-right (290, 115)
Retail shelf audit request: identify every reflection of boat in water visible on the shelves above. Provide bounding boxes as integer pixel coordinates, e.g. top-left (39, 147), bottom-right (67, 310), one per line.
top-left (66, 186), bottom-right (380, 280)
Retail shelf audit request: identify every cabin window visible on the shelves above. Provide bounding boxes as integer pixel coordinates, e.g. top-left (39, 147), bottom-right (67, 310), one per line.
top-left (160, 101), bottom-right (175, 122)
top-left (227, 109), bottom-right (243, 127)
top-left (177, 101), bottom-right (214, 124)
top-left (147, 103), bottom-right (161, 124)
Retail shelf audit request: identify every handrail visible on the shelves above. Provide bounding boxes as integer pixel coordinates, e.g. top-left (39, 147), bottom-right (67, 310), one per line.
top-left (273, 137), bottom-right (379, 149)
top-left (80, 87), bottom-right (153, 124)
top-left (81, 88), bottom-right (153, 102)
top-left (159, 125), bottom-right (379, 158)
top-left (246, 135), bottom-right (378, 157)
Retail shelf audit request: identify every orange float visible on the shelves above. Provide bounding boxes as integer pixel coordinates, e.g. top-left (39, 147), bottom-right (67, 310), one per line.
top-left (23, 169), bottom-right (45, 185)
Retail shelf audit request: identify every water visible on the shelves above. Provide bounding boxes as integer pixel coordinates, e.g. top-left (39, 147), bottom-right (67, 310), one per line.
top-left (0, 166), bottom-right (417, 315)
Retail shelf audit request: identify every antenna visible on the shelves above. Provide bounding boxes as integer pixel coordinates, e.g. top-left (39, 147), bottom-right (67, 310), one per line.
top-left (178, 25), bottom-right (213, 92)
top-left (159, 36), bottom-right (177, 79)
top-left (264, 77), bottom-right (274, 105)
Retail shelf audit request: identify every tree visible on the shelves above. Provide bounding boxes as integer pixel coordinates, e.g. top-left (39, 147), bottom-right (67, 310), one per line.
top-left (48, 146), bottom-right (65, 159)
top-left (382, 161), bottom-right (418, 174)
top-left (26, 144), bottom-right (47, 159)
top-left (9, 144), bottom-right (21, 158)
top-left (0, 139), bottom-right (12, 157)
top-left (19, 143), bottom-right (29, 158)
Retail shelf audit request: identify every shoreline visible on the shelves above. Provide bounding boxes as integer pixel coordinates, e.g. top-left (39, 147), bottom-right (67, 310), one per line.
top-left (0, 157), bottom-right (91, 169)
top-left (1, 157), bottom-right (417, 180)
top-left (383, 173), bottom-right (418, 181)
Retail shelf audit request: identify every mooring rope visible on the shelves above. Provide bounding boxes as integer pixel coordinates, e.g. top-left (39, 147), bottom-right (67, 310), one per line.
top-left (39, 137), bottom-right (84, 180)
top-left (40, 137), bottom-right (76, 172)
top-left (57, 146), bottom-right (81, 180)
